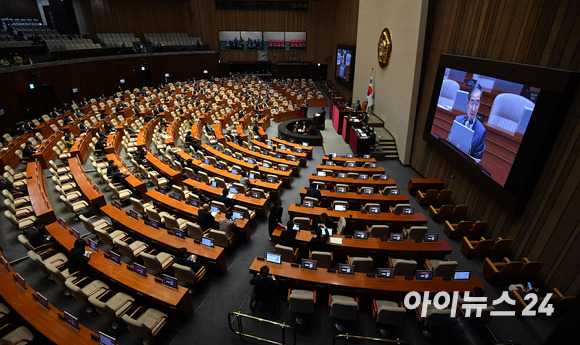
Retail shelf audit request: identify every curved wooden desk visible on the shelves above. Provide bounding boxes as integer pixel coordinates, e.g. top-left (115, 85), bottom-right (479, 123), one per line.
top-left (202, 144), bottom-right (292, 187)
top-left (316, 164), bottom-right (385, 175)
top-left (105, 153), bottom-right (148, 199)
top-left (146, 189), bottom-right (251, 242)
top-left (309, 174), bottom-right (396, 191)
top-left (183, 178), bottom-right (268, 218)
top-left (100, 204), bottom-right (227, 274)
top-left (0, 134), bottom-right (32, 168)
top-left (272, 228), bottom-right (452, 261)
top-left (226, 141), bottom-right (300, 175)
top-left (175, 149), bottom-right (282, 201)
top-left (144, 152), bottom-right (182, 186)
top-left (271, 137), bottom-right (312, 159)
top-left (0, 251), bottom-right (99, 344)
top-left (249, 258), bottom-right (484, 297)
top-left (32, 132), bottom-right (63, 169)
top-left (288, 204), bottom-right (427, 230)
top-left (250, 139), bottom-right (307, 167)
top-left (105, 128), bottom-right (123, 154)
top-left (70, 131), bottom-right (94, 163)
top-left (322, 155), bottom-right (376, 164)
top-left (68, 156), bottom-right (106, 207)
top-left (45, 222), bottom-right (193, 316)
top-left (137, 118), bottom-right (159, 147)
top-left (298, 187), bottom-right (409, 210)
top-left (26, 161), bottom-right (56, 223)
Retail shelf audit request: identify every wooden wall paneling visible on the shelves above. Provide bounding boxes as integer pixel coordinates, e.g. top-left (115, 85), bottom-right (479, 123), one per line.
top-left (412, 0), bottom-right (580, 294)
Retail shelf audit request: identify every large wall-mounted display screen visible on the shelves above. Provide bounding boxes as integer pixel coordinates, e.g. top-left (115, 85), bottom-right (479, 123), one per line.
top-left (423, 54), bottom-right (578, 210)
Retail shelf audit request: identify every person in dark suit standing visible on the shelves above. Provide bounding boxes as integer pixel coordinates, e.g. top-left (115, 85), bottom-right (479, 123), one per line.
top-left (309, 225), bottom-right (329, 252)
top-left (249, 265), bottom-right (278, 311)
top-left (268, 201), bottom-right (283, 240)
top-left (319, 108), bottom-right (326, 129)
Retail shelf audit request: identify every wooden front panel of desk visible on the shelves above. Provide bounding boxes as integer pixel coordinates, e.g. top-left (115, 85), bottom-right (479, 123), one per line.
top-left (68, 157), bottom-right (106, 207)
top-left (299, 188), bottom-right (409, 210)
top-left (273, 228), bottom-right (451, 261)
top-left (0, 134), bottom-right (32, 168)
top-left (70, 131), bottom-right (93, 163)
top-left (26, 161), bottom-right (56, 223)
top-left (183, 179), bottom-right (267, 218)
top-left (249, 258), bottom-right (484, 297)
top-left (271, 137), bottom-right (313, 156)
top-left (322, 156), bottom-right (376, 164)
top-left (273, 109), bottom-right (301, 122)
top-left (146, 190), bottom-right (251, 242)
top-left (105, 153), bottom-right (148, 199)
top-left (202, 145), bottom-right (292, 186)
top-left (227, 142), bottom-right (300, 175)
top-left (32, 132), bottom-right (63, 168)
top-left (176, 150), bottom-right (282, 201)
top-left (0, 251), bottom-right (98, 344)
top-left (145, 153), bottom-right (182, 186)
top-left (46, 222), bottom-right (193, 316)
top-left (105, 128), bottom-right (124, 154)
top-left (251, 139), bottom-right (307, 167)
top-left (101, 204), bottom-right (227, 274)
top-left (288, 204), bottom-right (427, 230)
top-left (316, 164), bottom-right (385, 174)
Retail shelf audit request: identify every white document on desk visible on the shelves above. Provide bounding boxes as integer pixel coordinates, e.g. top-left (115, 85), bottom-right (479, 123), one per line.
top-left (329, 237), bottom-right (343, 245)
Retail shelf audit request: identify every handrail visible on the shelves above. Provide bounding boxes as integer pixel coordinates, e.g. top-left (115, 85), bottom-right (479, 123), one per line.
top-left (332, 334), bottom-right (409, 345)
top-left (227, 311), bottom-right (295, 345)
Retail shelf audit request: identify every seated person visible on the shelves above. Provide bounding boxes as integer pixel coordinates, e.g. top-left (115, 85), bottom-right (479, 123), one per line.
top-left (316, 213), bottom-right (334, 230)
top-left (217, 188), bottom-right (235, 209)
top-left (26, 220), bottom-right (53, 248)
top-left (218, 211), bottom-right (235, 238)
top-left (197, 203), bottom-right (216, 231)
top-left (103, 122), bottom-right (114, 133)
top-left (174, 247), bottom-right (204, 272)
top-left (309, 225), bottom-right (329, 252)
top-left (111, 165), bottom-right (129, 188)
top-left (94, 138), bottom-right (106, 153)
top-left (250, 265), bottom-right (278, 311)
top-left (68, 238), bottom-right (92, 274)
top-left (62, 116), bottom-right (74, 126)
top-left (279, 219), bottom-right (298, 248)
top-left (63, 132), bottom-right (75, 149)
top-left (106, 160), bottom-right (116, 177)
top-left (22, 142), bottom-right (35, 159)
top-left (306, 185), bottom-right (322, 199)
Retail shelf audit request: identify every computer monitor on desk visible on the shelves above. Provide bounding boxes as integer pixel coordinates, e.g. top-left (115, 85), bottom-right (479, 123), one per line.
top-left (336, 186), bottom-right (347, 193)
top-left (201, 237), bottom-right (214, 248)
top-left (453, 270), bottom-right (471, 280)
top-left (354, 230), bottom-right (368, 239)
top-left (266, 252), bottom-right (282, 264)
top-left (377, 268), bottom-right (395, 279)
top-left (389, 233), bottom-right (403, 242)
top-left (368, 206), bottom-right (380, 214)
top-left (302, 200), bottom-right (314, 208)
top-left (317, 171), bottom-right (326, 177)
top-left (334, 204), bottom-right (347, 212)
top-left (99, 332), bottom-right (116, 345)
top-left (415, 270), bottom-right (434, 281)
top-left (425, 233), bottom-right (439, 242)
top-left (301, 258), bottom-right (317, 270)
top-left (338, 263), bottom-right (355, 275)
top-left (338, 172), bottom-right (346, 178)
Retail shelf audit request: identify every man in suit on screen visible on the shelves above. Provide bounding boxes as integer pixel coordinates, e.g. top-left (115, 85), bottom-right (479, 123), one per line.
top-left (448, 84), bottom-right (487, 161)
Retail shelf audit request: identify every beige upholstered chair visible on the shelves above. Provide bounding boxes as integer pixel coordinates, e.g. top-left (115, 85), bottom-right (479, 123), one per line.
top-left (122, 307), bottom-right (168, 345)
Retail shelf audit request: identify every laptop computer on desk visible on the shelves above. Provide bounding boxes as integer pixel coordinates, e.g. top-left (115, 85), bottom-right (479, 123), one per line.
top-left (448, 120), bottom-right (474, 156)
